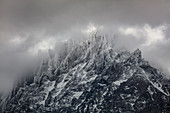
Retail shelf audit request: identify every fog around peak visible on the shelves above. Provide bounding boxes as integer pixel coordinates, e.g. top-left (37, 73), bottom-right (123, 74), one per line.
top-left (0, 0), bottom-right (170, 93)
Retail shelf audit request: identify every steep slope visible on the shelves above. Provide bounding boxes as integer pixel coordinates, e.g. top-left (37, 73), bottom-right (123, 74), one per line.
top-left (2, 36), bottom-right (170, 113)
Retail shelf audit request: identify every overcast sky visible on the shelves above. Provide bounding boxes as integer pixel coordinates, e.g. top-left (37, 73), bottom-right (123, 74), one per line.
top-left (0, 0), bottom-right (170, 93)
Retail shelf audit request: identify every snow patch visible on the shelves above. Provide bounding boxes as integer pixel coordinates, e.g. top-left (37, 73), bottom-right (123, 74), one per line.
top-left (113, 79), bottom-right (128, 86)
top-left (143, 70), bottom-right (169, 96)
top-left (52, 74), bottom-right (69, 98)
top-left (81, 74), bottom-right (98, 84)
top-left (73, 91), bottom-right (83, 99)
top-left (40, 80), bottom-right (55, 105)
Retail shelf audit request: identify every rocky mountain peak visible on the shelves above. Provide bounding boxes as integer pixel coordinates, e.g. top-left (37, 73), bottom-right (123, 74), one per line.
top-left (133, 48), bottom-right (142, 59)
top-left (1, 36), bottom-right (170, 113)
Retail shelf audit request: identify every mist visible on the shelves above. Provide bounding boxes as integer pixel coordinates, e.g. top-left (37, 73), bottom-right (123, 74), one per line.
top-left (0, 0), bottom-right (170, 93)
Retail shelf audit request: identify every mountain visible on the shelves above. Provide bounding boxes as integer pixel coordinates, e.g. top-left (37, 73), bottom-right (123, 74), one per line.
top-left (1, 35), bottom-right (170, 113)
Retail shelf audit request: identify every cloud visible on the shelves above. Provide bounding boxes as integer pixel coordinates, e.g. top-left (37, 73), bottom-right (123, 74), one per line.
top-left (0, 0), bottom-right (170, 92)
top-left (119, 24), bottom-right (168, 46)
top-left (82, 23), bottom-right (98, 34)
top-left (10, 36), bottom-right (26, 44)
top-left (142, 25), bottom-right (167, 46)
top-left (28, 37), bottom-right (57, 55)
top-left (81, 23), bottom-right (104, 36)
top-left (119, 27), bottom-right (140, 38)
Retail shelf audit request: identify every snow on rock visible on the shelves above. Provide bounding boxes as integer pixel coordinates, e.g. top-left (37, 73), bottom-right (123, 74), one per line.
top-left (39, 80), bottom-right (55, 105)
top-left (113, 79), bottom-right (128, 86)
top-left (73, 92), bottom-right (83, 99)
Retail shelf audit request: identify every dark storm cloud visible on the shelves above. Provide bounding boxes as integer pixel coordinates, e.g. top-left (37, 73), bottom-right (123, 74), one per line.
top-left (1, 0), bottom-right (170, 33)
top-left (0, 0), bottom-right (170, 92)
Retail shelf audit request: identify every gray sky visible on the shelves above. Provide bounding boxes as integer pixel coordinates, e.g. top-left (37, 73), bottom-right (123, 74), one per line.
top-left (0, 0), bottom-right (170, 93)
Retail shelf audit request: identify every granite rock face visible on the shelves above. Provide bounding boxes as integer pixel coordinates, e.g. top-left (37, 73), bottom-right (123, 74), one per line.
top-left (2, 36), bottom-right (170, 113)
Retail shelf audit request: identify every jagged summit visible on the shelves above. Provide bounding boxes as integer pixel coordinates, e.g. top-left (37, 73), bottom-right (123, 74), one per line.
top-left (2, 35), bottom-right (170, 113)
top-left (133, 48), bottom-right (142, 58)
